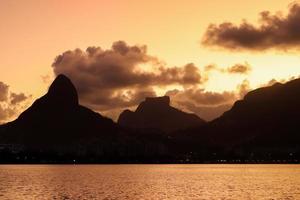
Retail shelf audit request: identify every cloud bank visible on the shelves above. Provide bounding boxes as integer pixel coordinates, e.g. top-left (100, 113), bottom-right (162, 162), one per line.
top-left (202, 3), bottom-right (300, 51)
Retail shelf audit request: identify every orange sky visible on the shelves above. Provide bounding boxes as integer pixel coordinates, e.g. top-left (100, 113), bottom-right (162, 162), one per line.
top-left (0, 0), bottom-right (300, 121)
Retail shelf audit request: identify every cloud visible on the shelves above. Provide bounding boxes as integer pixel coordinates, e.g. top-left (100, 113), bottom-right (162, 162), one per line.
top-left (202, 3), bottom-right (300, 51)
top-left (10, 92), bottom-right (30, 105)
top-left (205, 63), bottom-right (251, 74)
top-left (166, 88), bottom-right (236, 106)
top-left (51, 40), bottom-right (260, 121)
top-left (52, 41), bottom-right (203, 112)
top-left (174, 101), bottom-right (232, 121)
top-left (259, 75), bottom-right (300, 88)
top-left (165, 79), bottom-right (253, 121)
top-left (165, 88), bottom-right (237, 121)
top-left (227, 63), bottom-right (251, 74)
top-left (0, 82), bottom-right (31, 124)
top-left (0, 82), bottom-right (9, 102)
top-left (0, 105), bottom-right (15, 124)
top-left (41, 74), bottom-right (52, 85)
top-left (237, 79), bottom-right (251, 97)
top-left (51, 39), bottom-right (273, 123)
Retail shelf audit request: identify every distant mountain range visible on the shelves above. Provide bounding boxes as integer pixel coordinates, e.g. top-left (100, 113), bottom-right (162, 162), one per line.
top-left (0, 74), bottom-right (299, 163)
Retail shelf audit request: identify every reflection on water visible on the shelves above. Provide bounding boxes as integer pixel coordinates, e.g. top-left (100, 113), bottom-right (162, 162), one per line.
top-left (0, 165), bottom-right (299, 199)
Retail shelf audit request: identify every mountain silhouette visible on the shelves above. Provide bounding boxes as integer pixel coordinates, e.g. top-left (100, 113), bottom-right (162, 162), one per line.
top-left (173, 78), bottom-right (300, 160)
top-left (0, 74), bottom-right (118, 150)
top-left (118, 96), bottom-right (205, 132)
top-left (0, 75), bottom-right (171, 162)
top-left (47, 74), bottom-right (79, 107)
top-left (1, 74), bottom-right (300, 163)
top-left (210, 79), bottom-right (300, 145)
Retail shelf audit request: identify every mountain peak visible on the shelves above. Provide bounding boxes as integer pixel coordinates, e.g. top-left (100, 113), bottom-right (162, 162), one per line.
top-left (47, 74), bottom-right (78, 106)
top-left (145, 96), bottom-right (170, 105)
top-left (118, 96), bottom-right (205, 132)
top-left (136, 96), bottom-right (170, 112)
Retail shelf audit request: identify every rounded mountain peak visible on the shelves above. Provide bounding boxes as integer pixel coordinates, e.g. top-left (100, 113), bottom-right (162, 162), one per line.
top-left (136, 96), bottom-right (170, 112)
top-left (144, 96), bottom-right (170, 106)
top-left (47, 74), bottom-right (78, 106)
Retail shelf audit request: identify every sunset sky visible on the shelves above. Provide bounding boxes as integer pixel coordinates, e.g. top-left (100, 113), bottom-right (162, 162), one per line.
top-left (1, 0), bottom-right (300, 123)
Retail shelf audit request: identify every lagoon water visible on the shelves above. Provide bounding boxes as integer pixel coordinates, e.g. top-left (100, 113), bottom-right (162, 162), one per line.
top-left (0, 164), bottom-right (299, 199)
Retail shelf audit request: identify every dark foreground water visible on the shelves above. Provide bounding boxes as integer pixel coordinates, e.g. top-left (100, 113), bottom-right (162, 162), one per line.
top-left (0, 165), bottom-right (299, 199)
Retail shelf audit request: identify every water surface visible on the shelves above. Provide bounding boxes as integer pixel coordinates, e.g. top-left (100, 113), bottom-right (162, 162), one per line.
top-left (0, 164), bottom-right (299, 199)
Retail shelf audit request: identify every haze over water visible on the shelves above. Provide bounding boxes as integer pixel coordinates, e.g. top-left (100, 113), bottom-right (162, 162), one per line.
top-left (0, 165), bottom-right (299, 199)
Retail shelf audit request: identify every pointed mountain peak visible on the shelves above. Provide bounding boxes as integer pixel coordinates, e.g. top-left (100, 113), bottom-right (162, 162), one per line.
top-left (47, 74), bottom-right (78, 106)
top-left (49, 74), bottom-right (74, 89)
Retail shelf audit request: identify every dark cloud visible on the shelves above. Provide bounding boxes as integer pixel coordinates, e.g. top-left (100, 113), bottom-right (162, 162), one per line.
top-left (202, 3), bottom-right (300, 51)
top-left (52, 41), bottom-right (203, 112)
top-left (204, 63), bottom-right (251, 74)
